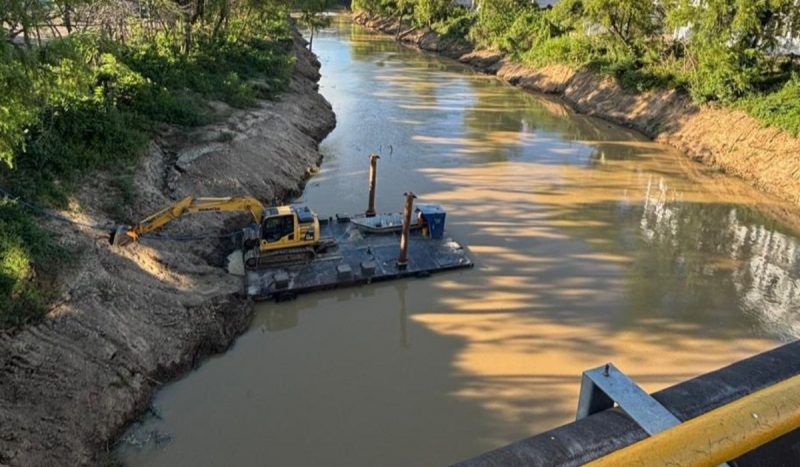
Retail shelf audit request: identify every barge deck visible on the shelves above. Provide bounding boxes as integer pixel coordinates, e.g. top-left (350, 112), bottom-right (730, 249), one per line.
top-left (244, 216), bottom-right (473, 300)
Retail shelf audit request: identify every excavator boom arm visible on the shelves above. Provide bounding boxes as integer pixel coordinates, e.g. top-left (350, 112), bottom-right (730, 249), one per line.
top-left (120, 196), bottom-right (265, 242)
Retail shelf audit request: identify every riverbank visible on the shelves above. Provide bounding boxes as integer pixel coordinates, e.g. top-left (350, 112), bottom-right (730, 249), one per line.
top-left (353, 12), bottom-right (800, 210)
top-left (0, 31), bottom-right (335, 466)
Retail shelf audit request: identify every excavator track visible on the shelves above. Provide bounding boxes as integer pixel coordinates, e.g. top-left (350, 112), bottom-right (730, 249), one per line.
top-left (244, 246), bottom-right (317, 270)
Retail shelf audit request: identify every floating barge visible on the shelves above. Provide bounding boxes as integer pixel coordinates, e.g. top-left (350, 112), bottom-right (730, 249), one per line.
top-left (244, 208), bottom-right (473, 301)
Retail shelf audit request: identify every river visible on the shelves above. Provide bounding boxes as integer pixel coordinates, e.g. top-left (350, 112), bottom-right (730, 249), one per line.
top-left (116, 17), bottom-right (800, 466)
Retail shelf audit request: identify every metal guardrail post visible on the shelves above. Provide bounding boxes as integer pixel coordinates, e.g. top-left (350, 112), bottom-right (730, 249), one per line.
top-left (577, 363), bottom-right (681, 436)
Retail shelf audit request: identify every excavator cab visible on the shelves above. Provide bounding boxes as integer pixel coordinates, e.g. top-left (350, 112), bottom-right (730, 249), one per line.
top-left (244, 205), bottom-right (326, 268)
top-left (257, 205), bottom-right (321, 252)
top-left (261, 212), bottom-right (295, 243)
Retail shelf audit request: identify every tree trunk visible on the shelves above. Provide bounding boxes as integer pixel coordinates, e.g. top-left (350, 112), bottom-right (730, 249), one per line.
top-left (64, 4), bottom-right (72, 34)
top-left (193, 0), bottom-right (205, 24)
top-left (21, 22), bottom-right (31, 48)
top-left (212, 0), bottom-right (229, 39)
top-left (183, 0), bottom-right (205, 54)
top-left (183, 19), bottom-right (192, 53)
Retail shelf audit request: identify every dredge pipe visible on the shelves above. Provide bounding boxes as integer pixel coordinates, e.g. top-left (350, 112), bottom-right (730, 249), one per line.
top-left (397, 191), bottom-right (416, 268)
top-left (366, 154), bottom-right (380, 217)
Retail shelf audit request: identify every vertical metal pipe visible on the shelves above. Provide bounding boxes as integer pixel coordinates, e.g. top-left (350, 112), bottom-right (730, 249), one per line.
top-left (366, 154), bottom-right (380, 218)
top-left (397, 191), bottom-right (416, 269)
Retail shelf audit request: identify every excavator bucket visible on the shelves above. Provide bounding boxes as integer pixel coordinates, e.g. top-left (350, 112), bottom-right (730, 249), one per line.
top-left (110, 226), bottom-right (134, 247)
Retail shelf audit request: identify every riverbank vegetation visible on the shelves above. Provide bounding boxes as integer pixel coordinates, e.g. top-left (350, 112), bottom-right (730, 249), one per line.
top-left (0, 0), bottom-right (333, 327)
top-left (352, 0), bottom-right (800, 135)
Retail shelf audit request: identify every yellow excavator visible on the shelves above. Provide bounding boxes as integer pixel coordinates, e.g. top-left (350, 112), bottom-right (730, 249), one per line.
top-left (111, 196), bottom-right (335, 269)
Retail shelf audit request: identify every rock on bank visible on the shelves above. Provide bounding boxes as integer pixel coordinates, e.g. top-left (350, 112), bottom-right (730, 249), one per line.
top-left (0, 31), bottom-right (335, 466)
top-left (354, 12), bottom-right (800, 209)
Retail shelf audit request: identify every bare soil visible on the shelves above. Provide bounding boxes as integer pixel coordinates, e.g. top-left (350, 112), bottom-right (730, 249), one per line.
top-left (0, 31), bottom-right (335, 466)
top-left (354, 12), bottom-right (800, 209)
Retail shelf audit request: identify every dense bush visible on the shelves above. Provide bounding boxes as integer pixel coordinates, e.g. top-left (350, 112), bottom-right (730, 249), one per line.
top-left (0, 40), bottom-right (37, 168)
top-left (432, 8), bottom-right (476, 40)
top-left (667, 0), bottom-right (800, 102)
top-left (742, 76), bottom-right (800, 137)
top-left (414, 0), bottom-right (451, 27)
top-left (520, 34), bottom-right (595, 67)
top-left (468, 0), bottom-right (523, 50)
top-left (500, 10), bottom-right (552, 55)
top-left (0, 200), bottom-right (64, 327)
top-left (601, 57), bottom-right (686, 93)
top-left (682, 41), bottom-right (762, 102)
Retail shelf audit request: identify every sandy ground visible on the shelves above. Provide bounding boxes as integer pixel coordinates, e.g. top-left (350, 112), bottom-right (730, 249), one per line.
top-left (0, 32), bottom-right (335, 466)
top-left (354, 12), bottom-right (800, 210)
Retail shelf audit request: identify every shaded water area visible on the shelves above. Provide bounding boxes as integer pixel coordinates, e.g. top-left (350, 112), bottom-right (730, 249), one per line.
top-left (117, 18), bottom-right (800, 466)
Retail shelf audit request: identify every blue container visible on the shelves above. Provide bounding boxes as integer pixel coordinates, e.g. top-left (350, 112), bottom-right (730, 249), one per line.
top-left (417, 204), bottom-right (447, 239)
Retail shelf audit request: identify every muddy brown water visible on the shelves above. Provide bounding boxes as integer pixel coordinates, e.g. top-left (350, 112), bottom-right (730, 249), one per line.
top-left (116, 18), bottom-right (800, 466)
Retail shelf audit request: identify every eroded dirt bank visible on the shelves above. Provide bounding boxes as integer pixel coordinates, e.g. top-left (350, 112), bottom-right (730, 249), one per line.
top-left (0, 31), bottom-right (335, 466)
top-left (354, 12), bottom-right (800, 209)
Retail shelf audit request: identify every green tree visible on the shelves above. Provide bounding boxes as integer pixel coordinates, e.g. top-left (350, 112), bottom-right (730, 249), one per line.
top-left (0, 39), bottom-right (37, 167)
top-left (1, 0), bottom-right (53, 46)
top-left (413, 0), bottom-right (449, 27)
top-left (470, 0), bottom-right (527, 49)
top-left (582, 0), bottom-right (663, 54)
top-left (296, 0), bottom-right (335, 51)
top-left (668, 0), bottom-right (800, 101)
top-left (395, 0), bottom-right (417, 20)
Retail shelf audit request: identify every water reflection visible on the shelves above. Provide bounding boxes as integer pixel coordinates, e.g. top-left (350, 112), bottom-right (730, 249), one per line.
top-left (116, 17), bottom-right (800, 467)
top-left (260, 307), bottom-right (299, 332)
top-left (397, 281), bottom-right (410, 349)
top-left (641, 176), bottom-right (800, 339)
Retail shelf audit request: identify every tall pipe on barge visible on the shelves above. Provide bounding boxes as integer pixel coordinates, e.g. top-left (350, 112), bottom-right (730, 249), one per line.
top-left (397, 191), bottom-right (416, 269)
top-left (366, 154), bottom-right (380, 217)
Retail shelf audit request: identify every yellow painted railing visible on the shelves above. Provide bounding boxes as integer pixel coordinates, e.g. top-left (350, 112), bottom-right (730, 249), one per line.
top-left (587, 374), bottom-right (800, 467)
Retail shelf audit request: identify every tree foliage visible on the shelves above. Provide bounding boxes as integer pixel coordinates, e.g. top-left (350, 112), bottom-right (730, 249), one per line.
top-left (582, 0), bottom-right (663, 54)
top-left (297, 0), bottom-right (336, 50)
top-left (469, 0), bottom-right (526, 49)
top-left (668, 0), bottom-right (800, 101)
top-left (413, 0), bottom-right (450, 27)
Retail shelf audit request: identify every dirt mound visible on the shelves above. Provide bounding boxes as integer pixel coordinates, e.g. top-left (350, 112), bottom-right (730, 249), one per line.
top-left (0, 32), bottom-right (335, 466)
